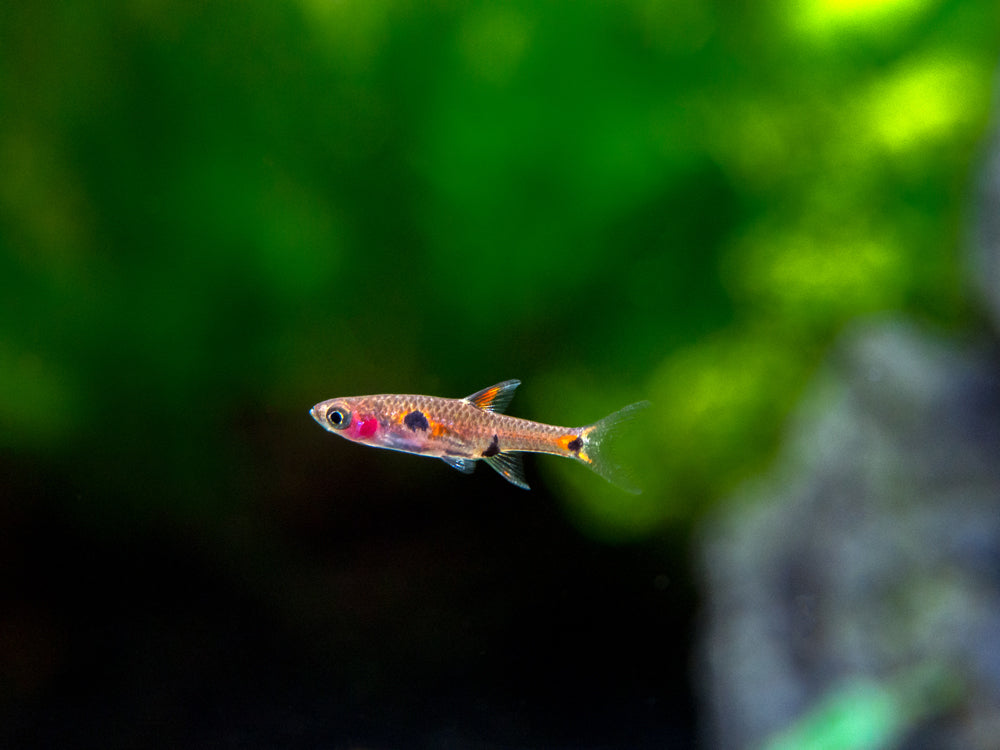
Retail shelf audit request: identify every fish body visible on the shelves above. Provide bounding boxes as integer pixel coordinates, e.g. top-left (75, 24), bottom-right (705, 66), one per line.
top-left (310, 379), bottom-right (648, 492)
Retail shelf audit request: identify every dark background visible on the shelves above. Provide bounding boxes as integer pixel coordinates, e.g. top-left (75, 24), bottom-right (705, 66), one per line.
top-left (3, 1), bottom-right (998, 747)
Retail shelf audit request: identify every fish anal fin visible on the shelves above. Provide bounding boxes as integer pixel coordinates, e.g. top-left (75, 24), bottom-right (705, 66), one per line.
top-left (483, 452), bottom-right (530, 490)
top-left (441, 456), bottom-right (476, 474)
top-left (464, 379), bottom-right (521, 413)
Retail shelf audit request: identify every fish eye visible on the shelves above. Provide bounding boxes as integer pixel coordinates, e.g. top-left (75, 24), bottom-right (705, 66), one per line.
top-left (327, 406), bottom-right (351, 430)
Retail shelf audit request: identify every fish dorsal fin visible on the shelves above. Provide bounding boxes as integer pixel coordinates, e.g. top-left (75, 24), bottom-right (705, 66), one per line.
top-left (441, 456), bottom-right (476, 474)
top-left (464, 379), bottom-right (521, 413)
top-left (483, 452), bottom-right (530, 490)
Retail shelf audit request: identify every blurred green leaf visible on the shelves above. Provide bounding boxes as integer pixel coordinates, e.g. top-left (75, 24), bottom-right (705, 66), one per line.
top-left (1, 0), bottom-right (997, 536)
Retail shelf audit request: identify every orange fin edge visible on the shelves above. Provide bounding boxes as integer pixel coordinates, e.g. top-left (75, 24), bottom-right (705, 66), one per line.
top-left (464, 379), bottom-right (521, 413)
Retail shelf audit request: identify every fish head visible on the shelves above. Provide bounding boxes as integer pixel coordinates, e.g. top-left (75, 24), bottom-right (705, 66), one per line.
top-left (310, 397), bottom-right (381, 442)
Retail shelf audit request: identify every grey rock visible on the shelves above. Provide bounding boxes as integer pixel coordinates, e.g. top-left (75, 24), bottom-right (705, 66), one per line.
top-left (698, 320), bottom-right (1000, 749)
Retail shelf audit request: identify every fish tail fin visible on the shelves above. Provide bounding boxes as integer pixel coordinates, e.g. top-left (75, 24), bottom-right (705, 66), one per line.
top-left (577, 401), bottom-right (651, 494)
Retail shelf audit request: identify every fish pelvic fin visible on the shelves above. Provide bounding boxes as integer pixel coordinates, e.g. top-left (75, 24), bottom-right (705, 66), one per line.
top-left (578, 401), bottom-right (651, 494)
top-left (464, 379), bottom-right (520, 413)
top-left (483, 452), bottom-right (530, 490)
top-left (441, 456), bottom-right (476, 474)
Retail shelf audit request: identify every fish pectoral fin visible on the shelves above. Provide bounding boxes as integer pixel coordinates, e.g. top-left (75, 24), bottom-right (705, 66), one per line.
top-left (441, 456), bottom-right (476, 474)
top-left (464, 379), bottom-right (520, 413)
top-left (483, 452), bottom-right (530, 490)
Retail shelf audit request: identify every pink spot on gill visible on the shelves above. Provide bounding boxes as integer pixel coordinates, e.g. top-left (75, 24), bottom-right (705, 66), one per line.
top-left (355, 415), bottom-right (378, 439)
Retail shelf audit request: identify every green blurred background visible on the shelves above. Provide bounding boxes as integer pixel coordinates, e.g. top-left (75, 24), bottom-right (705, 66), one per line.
top-left (2, 0), bottom-right (998, 746)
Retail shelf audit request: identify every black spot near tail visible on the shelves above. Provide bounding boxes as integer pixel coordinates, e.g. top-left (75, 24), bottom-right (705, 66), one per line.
top-left (404, 410), bottom-right (429, 432)
top-left (482, 434), bottom-right (500, 458)
top-left (567, 437), bottom-right (583, 454)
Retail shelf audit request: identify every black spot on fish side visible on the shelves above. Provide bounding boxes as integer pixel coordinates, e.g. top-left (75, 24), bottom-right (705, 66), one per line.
top-left (567, 437), bottom-right (583, 453)
top-left (404, 410), bottom-right (429, 432)
top-left (482, 434), bottom-right (500, 458)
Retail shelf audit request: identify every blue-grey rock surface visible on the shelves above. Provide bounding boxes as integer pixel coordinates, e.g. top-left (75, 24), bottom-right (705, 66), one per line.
top-left (698, 106), bottom-right (1000, 747)
top-left (698, 319), bottom-right (1000, 749)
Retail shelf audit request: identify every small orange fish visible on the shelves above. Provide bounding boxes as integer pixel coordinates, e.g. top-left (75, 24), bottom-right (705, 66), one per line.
top-left (310, 380), bottom-right (649, 493)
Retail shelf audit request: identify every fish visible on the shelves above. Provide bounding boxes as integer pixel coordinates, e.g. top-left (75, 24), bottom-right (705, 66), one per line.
top-left (310, 379), bottom-right (649, 493)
